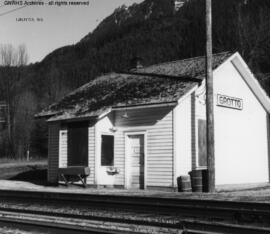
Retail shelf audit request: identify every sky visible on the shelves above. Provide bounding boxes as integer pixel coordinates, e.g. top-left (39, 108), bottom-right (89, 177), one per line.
top-left (0, 0), bottom-right (144, 63)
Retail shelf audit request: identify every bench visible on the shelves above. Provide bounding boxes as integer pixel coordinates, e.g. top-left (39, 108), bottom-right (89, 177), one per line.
top-left (58, 166), bottom-right (90, 187)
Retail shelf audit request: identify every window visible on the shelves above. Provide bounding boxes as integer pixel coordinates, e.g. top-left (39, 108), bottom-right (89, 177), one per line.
top-left (101, 135), bottom-right (114, 166)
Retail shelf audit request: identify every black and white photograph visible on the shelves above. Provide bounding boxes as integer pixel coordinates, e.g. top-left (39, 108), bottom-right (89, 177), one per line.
top-left (0, 0), bottom-right (270, 233)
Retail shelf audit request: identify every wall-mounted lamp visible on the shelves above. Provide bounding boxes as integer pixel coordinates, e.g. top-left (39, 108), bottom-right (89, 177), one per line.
top-left (109, 127), bottom-right (117, 132)
top-left (121, 110), bottom-right (129, 119)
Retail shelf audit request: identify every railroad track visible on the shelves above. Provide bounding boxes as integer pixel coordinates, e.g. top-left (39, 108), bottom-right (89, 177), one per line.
top-left (0, 206), bottom-right (270, 234)
top-left (0, 207), bottom-right (269, 234)
top-left (0, 190), bottom-right (270, 233)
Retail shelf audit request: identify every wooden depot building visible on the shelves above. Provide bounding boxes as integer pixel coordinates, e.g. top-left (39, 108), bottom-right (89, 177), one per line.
top-left (36, 52), bottom-right (270, 189)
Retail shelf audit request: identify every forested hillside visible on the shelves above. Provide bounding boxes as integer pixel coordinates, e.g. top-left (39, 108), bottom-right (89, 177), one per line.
top-left (0, 0), bottom-right (269, 159)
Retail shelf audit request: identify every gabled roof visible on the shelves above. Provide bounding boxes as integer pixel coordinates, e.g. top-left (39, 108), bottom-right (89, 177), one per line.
top-left (36, 52), bottom-right (232, 121)
top-left (230, 52), bottom-right (270, 113)
top-left (136, 52), bottom-right (232, 78)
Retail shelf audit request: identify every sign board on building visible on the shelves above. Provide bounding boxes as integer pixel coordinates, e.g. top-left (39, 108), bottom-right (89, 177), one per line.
top-left (216, 94), bottom-right (243, 110)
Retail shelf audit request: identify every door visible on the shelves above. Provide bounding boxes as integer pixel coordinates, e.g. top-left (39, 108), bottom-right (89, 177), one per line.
top-left (128, 134), bottom-right (144, 189)
top-left (67, 121), bottom-right (88, 166)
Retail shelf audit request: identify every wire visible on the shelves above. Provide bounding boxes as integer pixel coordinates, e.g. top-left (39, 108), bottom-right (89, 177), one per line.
top-left (0, 5), bottom-right (28, 17)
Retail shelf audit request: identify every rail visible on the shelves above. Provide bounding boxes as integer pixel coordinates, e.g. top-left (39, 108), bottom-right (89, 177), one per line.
top-left (0, 190), bottom-right (269, 233)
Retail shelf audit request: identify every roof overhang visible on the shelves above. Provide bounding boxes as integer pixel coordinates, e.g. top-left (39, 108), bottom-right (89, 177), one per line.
top-left (230, 52), bottom-right (270, 113)
top-left (46, 101), bottom-right (179, 122)
top-left (34, 112), bottom-right (57, 119)
top-left (47, 115), bottom-right (98, 123)
top-left (112, 101), bottom-right (178, 111)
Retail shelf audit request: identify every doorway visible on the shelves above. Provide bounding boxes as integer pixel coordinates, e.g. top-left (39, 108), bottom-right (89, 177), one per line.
top-left (127, 134), bottom-right (145, 189)
top-left (67, 121), bottom-right (88, 166)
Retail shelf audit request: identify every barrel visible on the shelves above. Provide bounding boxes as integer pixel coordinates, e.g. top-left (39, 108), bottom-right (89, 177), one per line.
top-left (189, 170), bottom-right (203, 192)
top-left (177, 175), bottom-right (192, 192)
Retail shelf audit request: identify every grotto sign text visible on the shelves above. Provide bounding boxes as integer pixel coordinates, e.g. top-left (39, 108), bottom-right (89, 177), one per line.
top-left (216, 94), bottom-right (243, 110)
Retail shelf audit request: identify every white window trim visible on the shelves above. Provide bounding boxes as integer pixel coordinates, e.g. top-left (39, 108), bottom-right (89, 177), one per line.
top-left (95, 128), bottom-right (115, 184)
top-left (100, 133), bottom-right (115, 167)
top-left (59, 129), bottom-right (67, 168)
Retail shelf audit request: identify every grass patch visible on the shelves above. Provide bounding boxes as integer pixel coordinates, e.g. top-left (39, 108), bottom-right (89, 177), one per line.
top-left (0, 157), bottom-right (47, 164)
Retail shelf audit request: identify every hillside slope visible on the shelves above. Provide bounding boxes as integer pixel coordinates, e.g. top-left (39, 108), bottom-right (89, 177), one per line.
top-left (26, 0), bottom-right (270, 105)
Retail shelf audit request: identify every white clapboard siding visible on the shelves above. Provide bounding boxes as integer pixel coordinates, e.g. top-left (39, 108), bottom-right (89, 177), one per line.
top-left (174, 94), bottom-right (193, 183)
top-left (48, 123), bottom-right (60, 183)
top-left (87, 125), bottom-right (95, 185)
top-left (59, 129), bottom-right (67, 168)
top-left (115, 107), bottom-right (174, 188)
top-left (114, 129), bottom-right (125, 185)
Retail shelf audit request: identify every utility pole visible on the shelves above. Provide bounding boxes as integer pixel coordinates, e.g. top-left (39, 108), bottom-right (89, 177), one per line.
top-left (206, 0), bottom-right (215, 192)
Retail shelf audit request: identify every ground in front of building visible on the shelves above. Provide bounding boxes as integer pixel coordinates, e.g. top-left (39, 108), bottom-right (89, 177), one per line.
top-left (1, 179), bottom-right (270, 202)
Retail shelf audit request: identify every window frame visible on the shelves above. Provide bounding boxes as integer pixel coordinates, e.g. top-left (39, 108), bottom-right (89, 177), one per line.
top-left (100, 133), bottom-right (115, 167)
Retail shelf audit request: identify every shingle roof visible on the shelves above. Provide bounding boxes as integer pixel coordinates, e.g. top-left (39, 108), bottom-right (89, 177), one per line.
top-left (136, 51), bottom-right (232, 78)
top-left (36, 52), bottom-right (232, 121)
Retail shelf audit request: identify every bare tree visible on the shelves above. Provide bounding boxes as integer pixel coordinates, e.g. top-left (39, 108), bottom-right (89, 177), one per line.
top-left (0, 44), bottom-right (28, 66)
top-left (0, 44), bottom-right (29, 158)
top-left (0, 44), bottom-right (16, 66)
top-left (14, 91), bottom-right (37, 160)
top-left (17, 44), bottom-right (29, 67)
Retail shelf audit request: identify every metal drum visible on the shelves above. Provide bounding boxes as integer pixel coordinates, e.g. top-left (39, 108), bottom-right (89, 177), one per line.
top-left (177, 175), bottom-right (192, 192)
top-left (189, 170), bottom-right (203, 192)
